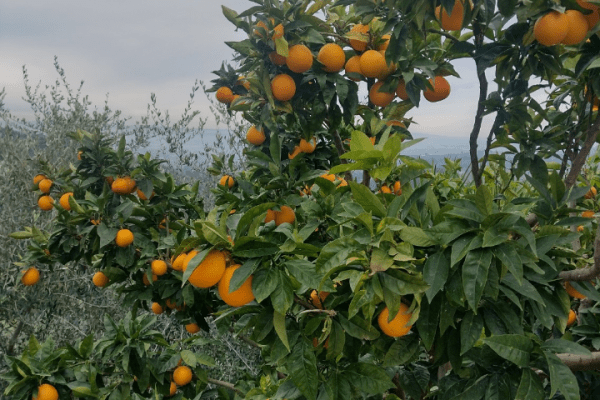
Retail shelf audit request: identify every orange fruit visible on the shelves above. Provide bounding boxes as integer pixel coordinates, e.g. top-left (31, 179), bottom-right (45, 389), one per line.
top-left (299, 137), bottom-right (317, 153)
top-left (378, 34), bottom-right (391, 51)
top-left (359, 50), bottom-right (387, 78)
top-left (396, 79), bottom-right (410, 100)
top-left (165, 298), bottom-right (179, 310)
top-left (369, 81), bottom-right (395, 107)
top-left (169, 381), bottom-right (177, 396)
top-left (582, 210), bottom-right (595, 218)
top-left (349, 24), bottom-right (369, 52)
top-left (151, 302), bottom-right (163, 315)
top-left (286, 44), bottom-right (313, 73)
top-left (185, 323), bottom-right (201, 334)
top-left (152, 260), bottom-right (168, 276)
top-left (376, 52), bottom-right (396, 80)
top-left (185, 249), bottom-right (226, 288)
top-left (93, 271), bottom-right (109, 287)
top-left (246, 126), bottom-right (266, 145)
top-left (59, 192), bottom-right (73, 210)
top-left (271, 74), bottom-right (296, 101)
top-left (137, 189), bottom-right (155, 200)
top-left (585, 186), bottom-right (597, 199)
top-left (219, 175), bottom-right (234, 188)
top-left (264, 209), bottom-right (276, 223)
top-left (269, 51), bottom-right (287, 66)
top-left (435, 0), bottom-right (465, 31)
top-left (378, 304), bottom-right (413, 337)
top-left (534, 11), bottom-right (569, 46)
top-left (77, 150), bottom-right (83, 160)
top-left (33, 174), bottom-right (46, 186)
top-left (565, 281), bottom-right (587, 299)
top-left (105, 176), bottom-right (115, 186)
top-left (562, 10), bottom-right (589, 45)
top-left (309, 290), bottom-right (329, 309)
top-left (38, 178), bottom-right (53, 194)
top-left (254, 20), bottom-right (269, 37)
top-left (216, 87), bottom-right (234, 104)
top-left (173, 366), bottom-right (193, 386)
top-left (37, 383), bottom-right (58, 400)
top-left (171, 253), bottom-right (187, 271)
top-left (115, 229), bottom-right (134, 247)
top-left (321, 173), bottom-right (336, 182)
top-left (275, 205), bottom-right (295, 226)
top-left (218, 264), bottom-right (255, 307)
top-left (112, 177), bottom-right (136, 195)
top-left (38, 195), bottom-right (54, 211)
top-left (424, 76), bottom-right (451, 102)
top-left (344, 55), bottom-right (363, 81)
top-left (142, 273), bottom-right (158, 286)
top-left (567, 309), bottom-right (577, 327)
top-left (393, 181), bottom-right (402, 195)
top-left (577, 225), bottom-right (585, 232)
top-left (21, 267), bottom-right (40, 286)
top-left (273, 23), bottom-right (284, 39)
top-left (577, 0), bottom-right (600, 28)
top-left (317, 43), bottom-right (346, 73)
top-left (288, 146), bottom-right (302, 160)
top-left (380, 185), bottom-right (392, 194)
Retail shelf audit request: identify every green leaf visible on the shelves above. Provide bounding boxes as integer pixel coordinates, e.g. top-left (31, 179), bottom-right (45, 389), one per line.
top-left (350, 130), bottom-right (375, 151)
top-left (270, 271), bottom-right (294, 314)
top-left (515, 369), bottom-right (545, 400)
top-left (181, 248), bottom-right (210, 286)
top-left (79, 335), bottom-right (94, 359)
top-left (288, 341), bottom-right (318, 400)
top-left (233, 237), bottom-right (279, 257)
top-left (9, 231), bottom-right (33, 239)
top-left (462, 249), bottom-right (493, 310)
top-left (285, 259), bottom-right (323, 288)
top-left (270, 130), bottom-right (281, 167)
top-left (544, 351), bottom-right (580, 400)
top-left (494, 243), bottom-right (523, 285)
top-left (274, 311), bottom-right (290, 352)
top-left (484, 334), bottom-right (533, 367)
top-left (460, 311), bottom-right (484, 355)
top-left (235, 202), bottom-right (277, 237)
top-left (475, 185), bottom-right (493, 216)
top-left (181, 350), bottom-right (197, 367)
top-left (399, 227), bottom-right (436, 247)
top-left (345, 363), bottom-right (395, 394)
top-left (383, 334), bottom-right (420, 366)
top-left (541, 339), bottom-right (591, 356)
top-left (349, 181), bottom-right (386, 218)
top-left (97, 224), bottom-right (118, 248)
top-left (201, 221), bottom-right (228, 245)
top-left (424, 251), bottom-right (449, 302)
top-left (416, 296), bottom-right (439, 350)
top-left (252, 268), bottom-right (279, 303)
top-left (338, 312), bottom-right (380, 340)
top-left (229, 258), bottom-right (259, 292)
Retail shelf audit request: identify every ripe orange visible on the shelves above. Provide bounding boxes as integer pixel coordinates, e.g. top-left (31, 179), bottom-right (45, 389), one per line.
top-left (21, 267), bottom-right (40, 286)
top-left (38, 195), bottom-right (54, 211)
top-left (378, 304), bottom-right (413, 337)
top-left (59, 192), bottom-right (73, 210)
top-left (577, 0), bottom-right (600, 28)
top-left (393, 181), bottom-right (402, 195)
top-left (582, 210), bottom-right (595, 218)
top-left (237, 76), bottom-right (251, 90)
top-left (369, 81), bottom-right (395, 107)
top-left (93, 271), bottom-right (109, 287)
top-left (286, 44), bottom-right (313, 73)
top-left (534, 11), bottom-right (569, 46)
top-left (112, 177), bottom-right (136, 195)
top-left (151, 302), bottom-right (163, 315)
top-left (37, 383), bottom-right (58, 400)
top-left (562, 10), bottom-right (589, 45)
top-left (173, 366), bottom-right (193, 386)
top-left (171, 253), bottom-right (187, 271)
top-left (288, 146), bottom-right (302, 160)
top-left (165, 298), bottom-right (180, 310)
top-left (254, 20), bottom-right (269, 37)
top-left (247, 126), bottom-right (266, 145)
top-left (396, 79), bottom-right (409, 101)
top-left (152, 260), bottom-right (168, 276)
top-left (115, 229), bottom-right (134, 247)
top-left (578, 225), bottom-right (585, 232)
top-left (219, 175), bottom-right (234, 188)
top-left (567, 309), bottom-right (577, 327)
top-left (317, 43), bottom-right (346, 73)
top-left (142, 273), bottom-right (158, 286)
top-left (169, 381), bottom-right (177, 396)
top-left (378, 34), bottom-right (391, 51)
top-left (273, 23), bottom-right (284, 39)
top-left (380, 185), bottom-right (392, 194)
top-left (435, 0), bottom-right (465, 31)
top-left (216, 87), bottom-right (234, 104)
top-left (376, 51), bottom-right (396, 80)
top-left (344, 55), bottom-right (363, 81)
top-left (185, 249), bottom-right (226, 288)
top-left (185, 323), bottom-right (201, 334)
top-left (585, 187), bottom-right (597, 199)
top-left (33, 174), bottom-right (46, 186)
top-left (349, 24), bottom-right (369, 52)
top-left (218, 264), bottom-right (255, 307)
top-left (137, 189), bottom-right (155, 200)
top-left (269, 51), bottom-right (287, 66)
top-left (321, 173), bottom-right (336, 182)
top-left (38, 178), bottom-right (53, 194)
top-left (275, 205), bottom-right (295, 226)
top-left (271, 74), bottom-right (296, 101)
top-left (565, 281), bottom-right (587, 299)
top-left (299, 137), bottom-right (317, 153)
top-left (309, 290), bottom-right (329, 309)
top-left (264, 209), bottom-right (276, 223)
top-left (359, 50), bottom-right (387, 78)
top-left (424, 76), bottom-right (451, 102)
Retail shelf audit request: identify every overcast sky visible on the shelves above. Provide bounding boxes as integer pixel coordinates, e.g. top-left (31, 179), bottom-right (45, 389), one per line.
top-left (0, 0), bottom-right (495, 137)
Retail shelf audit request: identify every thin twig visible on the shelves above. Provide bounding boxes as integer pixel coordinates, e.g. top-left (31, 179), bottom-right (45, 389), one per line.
top-left (294, 295), bottom-right (316, 310)
top-left (426, 29), bottom-right (461, 43)
top-left (207, 377), bottom-right (244, 395)
top-left (564, 116), bottom-right (600, 189)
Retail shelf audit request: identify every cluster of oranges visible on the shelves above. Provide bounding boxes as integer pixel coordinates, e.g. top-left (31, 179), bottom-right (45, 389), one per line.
top-left (264, 205), bottom-right (296, 226)
top-left (534, 1), bottom-right (599, 47)
top-left (380, 181), bottom-right (402, 196)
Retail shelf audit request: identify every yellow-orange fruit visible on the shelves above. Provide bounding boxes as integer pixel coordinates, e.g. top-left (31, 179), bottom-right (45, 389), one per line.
top-left (349, 24), bottom-right (369, 52)
top-left (269, 51), bottom-right (287, 66)
top-left (38, 179), bottom-right (53, 194)
top-left (299, 138), bottom-right (317, 153)
top-left (59, 192), bottom-right (73, 210)
top-left (93, 271), bottom-right (109, 287)
top-left (275, 205), bottom-right (295, 226)
top-left (396, 79), bottom-right (409, 101)
top-left (142, 273), bottom-right (158, 286)
top-left (33, 174), bottom-right (46, 186)
top-left (271, 74), bottom-right (296, 101)
top-left (21, 267), bottom-right (40, 286)
top-left (38, 196), bottom-right (54, 211)
top-left (378, 34), bottom-right (391, 51)
top-left (185, 323), bottom-right (201, 334)
top-left (137, 189), bottom-right (155, 200)
top-left (37, 383), bottom-right (58, 400)
top-left (582, 210), bottom-right (595, 218)
top-left (378, 304), bottom-right (413, 337)
top-left (562, 10), bottom-right (589, 45)
top-left (317, 43), bottom-right (346, 73)
top-left (115, 229), bottom-right (134, 247)
top-left (219, 175), bottom-right (234, 188)
top-left (376, 51), bottom-right (396, 80)
top-left (369, 81), bottom-right (395, 107)
top-left (380, 185), bottom-right (392, 194)
top-left (310, 290), bottom-right (329, 309)
top-left (185, 249), bottom-right (227, 289)
top-left (173, 366), bottom-right (193, 386)
top-left (169, 381), bottom-right (177, 396)
top-left (237, 76), bottom-right (251, 90)
top-left (321, 173), bottom-right (336, 182)
top-left (151, 260), bottom-right (168, 276)
top-left (273, 24), bottom-right (284, 39)
top-left (246, 126), bottom-right (266, 145)
top-left (218, 264), bottom-right (255, 307)
top-left (565, 281), bottom-right (587, 299)
top-left (254, 20), bottom-right (269, 37)
top-left (585, 186), bottom-right (597, 199)
top-left (288, 146), bottom-right (302, 160)
top-left (534, 11), bottom-right (569, 46)
top-left (345, 55), bottom-right (363, 81)
top-left (424, 76), bottom-right (451, 102)
top-left (77, 150), bottom-right (83, 160)
top-left (567, 309), bottom-right (577, 327)
top-left (171, 253), bottom-right (187, 271)
top-left (359, 50), bottom-right (387, 78)
top-left (216, 87), bottom-right (234, 104)
top-left (112, 177), bottom-right (136, 195)
top-left (578, 225), bottom-right (585, 232)
top-left (577, 0), bottom-right (600, 28)
top-left (435, 0), bottom-right (465, 31)
top-left (151, 302), bottom-right (163, 315)
top-left (393, 181), bottom-right (402, 195)
top-left (286, 44), bottom-right (313, 73)
top-left (264, 209), bottom-right (276, 223)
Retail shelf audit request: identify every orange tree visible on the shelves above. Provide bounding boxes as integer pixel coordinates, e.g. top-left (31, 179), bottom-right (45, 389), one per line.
top-left (3, 0), bottom-right (600, 399)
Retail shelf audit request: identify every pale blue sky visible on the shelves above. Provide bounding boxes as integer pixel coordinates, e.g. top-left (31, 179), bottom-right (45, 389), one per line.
top-left (0, 0), bottom-right (496, 137)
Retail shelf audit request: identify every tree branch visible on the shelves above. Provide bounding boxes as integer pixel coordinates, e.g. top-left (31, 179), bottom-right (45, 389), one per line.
top-left (207, 377), bottom-right (244, 395)
top-left (469, 23), bottom-right (488, 188)
top-left (331, 129), bottom-right (353, 183)
top-left (557, 352), bottom-right (600, 371)
top-left (426, 29), bottom-right (460, 43)
top-left (478, 114), bottom-right (501, 182)
top-left (564, 116), bottom-right (600, 190)
top-left (559, 215), bottom-right (600, 281)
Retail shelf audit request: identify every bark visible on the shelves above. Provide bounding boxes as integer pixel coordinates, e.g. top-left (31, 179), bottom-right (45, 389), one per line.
top-left (207, 377), bottom-right (244, 395)
top-left (564, 116), bottom-right (600, 190)
top-left (557, 352), bottom-right (600, 371)
top-left (469, 23), bottom-right (488, 188)
top-left (559, 216), bottom-right (600, 281)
